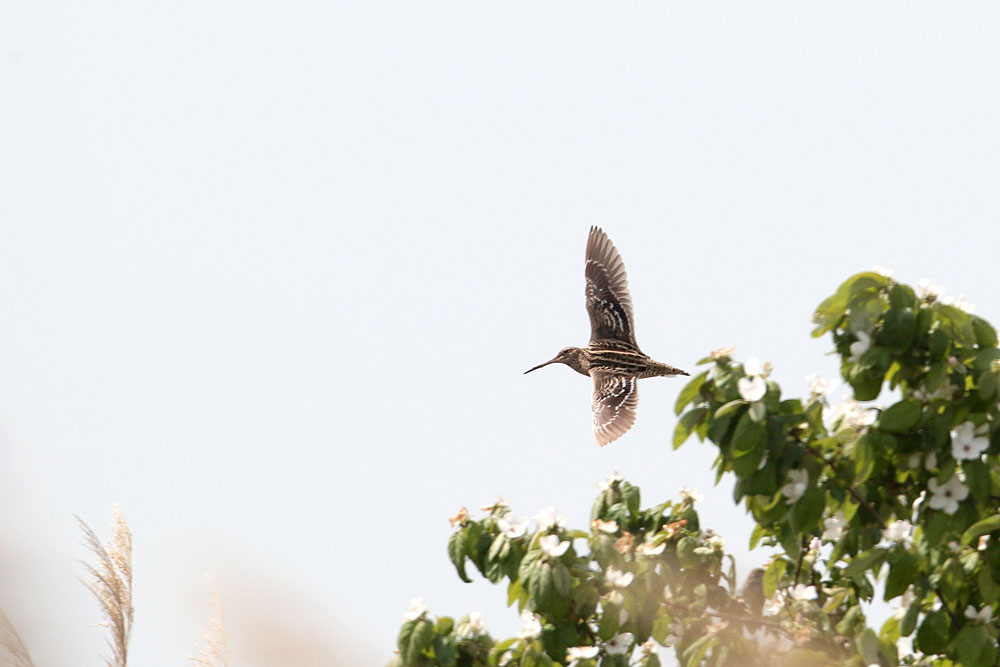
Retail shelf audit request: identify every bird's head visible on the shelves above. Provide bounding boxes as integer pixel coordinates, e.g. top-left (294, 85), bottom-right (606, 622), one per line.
top-left (524, 347), bottom-right (586, 375)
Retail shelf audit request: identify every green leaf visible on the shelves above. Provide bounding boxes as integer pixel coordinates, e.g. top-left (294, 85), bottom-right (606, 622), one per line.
top-left (651, 611), bottom-right (674, 644)
top-left (683, 636), bottom-right (715, 667)
top-left (435, 616), bottom-right (454, 635)
top-left (398, 618), bottom-right (434, 666)
top-left (448, 530), bottom-right (471, 583)
top-left (978, 370), bottom-right (998, 400)
top-left (965, 459), bottom-right (992, 500)
top-left (857, 628), bottom-right (879, 665)
top-left (972, 316), bottom-right (999, 348)
top-left (962, 514), bottom-right (1000, 546)
top-left (790, 488), bottom-right (825, 534)
top-left (843, 548), bottom-right (888, 578)
top-left (878, 400), bottom-right (922, 433)
top-left (551, 561), bottom-right (572, 596)
top-left (881, 307), bottom-right (917, 350)
top-left (915, 609), bottom-right (948, 655)
top-left (900, 598), bottom-right (920, 637)
top-left (763, 559), bottom-right (787, 598)
top-left (884, 551), bottom-right (918, 600)
top-left (675, 371), bottom-right (709, 415)
top-left (674, 407), bottom-right (708, 449)
top-left (433, 635), bottom-right (458, 666)
top-left (520, 646), bottom-right (554, 667)
top-left (957, 625), bottom-right (997, 667)
top-left (528, 562), bottom-right (555, 608)
top-left (854, 434), bottom-right (876, 482)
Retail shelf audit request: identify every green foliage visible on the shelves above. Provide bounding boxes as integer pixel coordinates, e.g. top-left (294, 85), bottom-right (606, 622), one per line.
top-left (390, 273), bottom-right (1000, 667)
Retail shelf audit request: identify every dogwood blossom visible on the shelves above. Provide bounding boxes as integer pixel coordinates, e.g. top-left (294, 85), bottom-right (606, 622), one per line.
top-left (636, 540), bottom-right (666, 556)
top-left (965, 605), bottom-right (993, 624)
top-left (517, 611), bottom-right (542, 640)
top-left (591, 518), bottom-right (619, 534)
top-left (789, 584), bottom-right (818, 601)
top-left (459, 612), bottom-right (486, 637)
top-left (927, 475), bottom-right (969, 515)
top-left (640, 639), bottom-right (659, 656)
top-left (951, 421), bottom-right (989, 461)
top-left (604, 566), bottom-right (634, 588)
top-left (605, 632), bottom-right (634, 655)
top-left (597, 471), bottom-right (625, 491)
top-left (873, 264), bottom-right (895, 278)
top-left (917, 278), bottom-right (945, 300)
top-left (781, 469), bottom-right (809, 504)
top-left (565, 646), bottom-right (599, 662)
top-left (497, 515), bottom-right (528, 539)
top-left (743, 356), bottom-right (764, 376)
top-left (763, 595), bottom-right (784, 617)
top-left (806, 373), bottom-right (838, 398)
top-left (678, 486), bottom-right (704, 504)
top-left (403, 598), bottom-right (428, 621)
top-left (822, 511), bottom-right (848, 541)
top-left (849, 331), bottom-right (871, 362)
top-left (738, 375), bottom-right (767, 402)
top-left (534, 506), bottom-right (567, 531)
top-left (539, 534), bottom-right (570, 557)
top-left (883, 520), bottom-right (912, 544)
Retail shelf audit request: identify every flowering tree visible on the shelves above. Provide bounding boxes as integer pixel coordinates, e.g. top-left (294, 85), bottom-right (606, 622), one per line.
top-left (390, 272), bottom-right (1000, 667)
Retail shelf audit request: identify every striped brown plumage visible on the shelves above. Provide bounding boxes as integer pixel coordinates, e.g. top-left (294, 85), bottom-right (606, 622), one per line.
top-left (525, 226), bottom-right (688, 446)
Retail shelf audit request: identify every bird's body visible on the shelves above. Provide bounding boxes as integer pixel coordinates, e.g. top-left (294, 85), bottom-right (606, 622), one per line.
top-left (526, 227), bottom-right (688, 446)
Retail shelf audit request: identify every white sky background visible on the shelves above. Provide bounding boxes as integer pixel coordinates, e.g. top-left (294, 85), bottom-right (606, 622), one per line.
top-left (1, 2), bottom-right (999, 665)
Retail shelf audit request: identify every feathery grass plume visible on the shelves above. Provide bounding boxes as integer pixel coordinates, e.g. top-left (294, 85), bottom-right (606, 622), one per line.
top-left (0, 608), bottom-right (36, 667)
top-left (188, 586), bottom-right (228, 667)
top-left (78, 505), bottom-right (133, 667)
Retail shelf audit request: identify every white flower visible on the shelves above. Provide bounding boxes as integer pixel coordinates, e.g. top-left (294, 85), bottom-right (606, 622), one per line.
top-left (640, 639), bottom-right (659, 656)
top-left (883, 520), bottom-right (912, 544)
top-left (534, 506), bottom-right (567, 531)
top-left (927, 475), bottom-right (969, 515)
top-left (738, 375), bottom-right (767, 402)
top-left (823, 511), bottom-right (848, 541)
top-left (636, 541), bottom-right (666, 556)
top-left (965, 605), bottom-right (993, 624)
top-left (498, 651), bottom-right (513, 666)
top-left (663, 620), bottom-right (683, 646)
top-left (517, 611), bottom-right (542, 640)
top-left (925, 451), bottom-right (938, 471)
top-left (849, 331), bottom-right (872, 362)
top-left (808, 536), bottom-right (821, 552)
top-left (951, 421), bottom-right (989, 461)
top-left (606, 590), bottom-right (624, 606)
top-left (591, 519), bottom-right (618, 534)
top-left (806, 374), bottom-right (838, 398)
top-left (539, 534), bottom-right (570, 557)
top-left (605, 632), bottom-right (634, 655)
top-left (679, 486), bottom-right (704, 504)
top-left (789, 584), bottom-right (818, 601)
top-left (566, 645), bottom-right (599, 662)
top-left (743, 357), bottom-right (764, 376)
top-left (781, 469), bottom-right (809, 504)
top-left (498, 516), bottom-right (528, 539)
top-left (480, 496), bottom-right (508, 513)
top-left (461, 612), bottom-right (486, 637)
top-left (598, 471), bottom-right (625, 491)
top-left (980, 535), bottom-right (990, 551)
top-left (829, 398), bottom-right (877, 429)
top-left (941, 294), bottom-right (976, 313)
top-left (917, 278), bottom-right (945, 300)
top-left (605, 566), bottom-right (634, 588)
top-left (709, 535), bottom-right (726, 550)
top-left (403, 597), bottom-right (428, 621)
top-left (873, 264), bottom-right (895, 279)
top-left (663, 584), bottom-right (673, 601)
top-left (763, 593), bottom-right (784, 616)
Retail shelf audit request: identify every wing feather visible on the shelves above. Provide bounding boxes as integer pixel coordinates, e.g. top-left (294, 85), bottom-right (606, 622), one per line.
top-left (585, 227), bottom-right (636, 345)
top-left (590, 371), bottom-right (639, 446)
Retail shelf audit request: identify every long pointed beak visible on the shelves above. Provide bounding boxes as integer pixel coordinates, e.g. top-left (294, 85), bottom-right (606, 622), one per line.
top-left (524, 358), bottom-right (557, 374)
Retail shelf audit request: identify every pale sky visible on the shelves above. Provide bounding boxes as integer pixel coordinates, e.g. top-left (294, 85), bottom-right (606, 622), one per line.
top-left (1, 3), bottom-right (999, 665)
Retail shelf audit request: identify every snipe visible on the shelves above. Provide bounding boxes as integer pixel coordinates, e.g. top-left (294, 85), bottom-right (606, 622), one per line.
top-left (525, 227), bottom-right (688, 446)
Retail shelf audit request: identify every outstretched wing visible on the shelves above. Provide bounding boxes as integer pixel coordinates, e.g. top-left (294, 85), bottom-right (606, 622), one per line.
top-left (585, 226), bottom-right (636, 346)
top-left (590, 371), bottom-right (639, 446)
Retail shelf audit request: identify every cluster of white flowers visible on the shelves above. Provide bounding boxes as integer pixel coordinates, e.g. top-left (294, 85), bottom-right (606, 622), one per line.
top-left (951, 421), bottom-right (989, 461)
top-left (789, 583), bottom-right (818, 601)
top-left (828, 397), bottom-right (877, 430)
top-left (604, 566), bottom-right (634, 588)
top-left (738, 356), bottom-right (768, 402)
top-left (781, 469), bottom-right (809, 504)
top-left (762, 592), bottom-right (784, 616)
top-left (457, 611), bottom-right (487, 637)
top-left (917, 278), bottom-right (945, 300)
top-left (927, 475), bottom-right (969, 515)
top-left (873, 264), bottom-right (895, 279)
top-left (565, 645), bottom-right (599, 662)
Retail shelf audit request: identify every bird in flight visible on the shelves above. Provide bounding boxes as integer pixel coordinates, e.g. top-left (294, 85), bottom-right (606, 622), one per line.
top-left (525, 227), bottom-right (688, 446)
